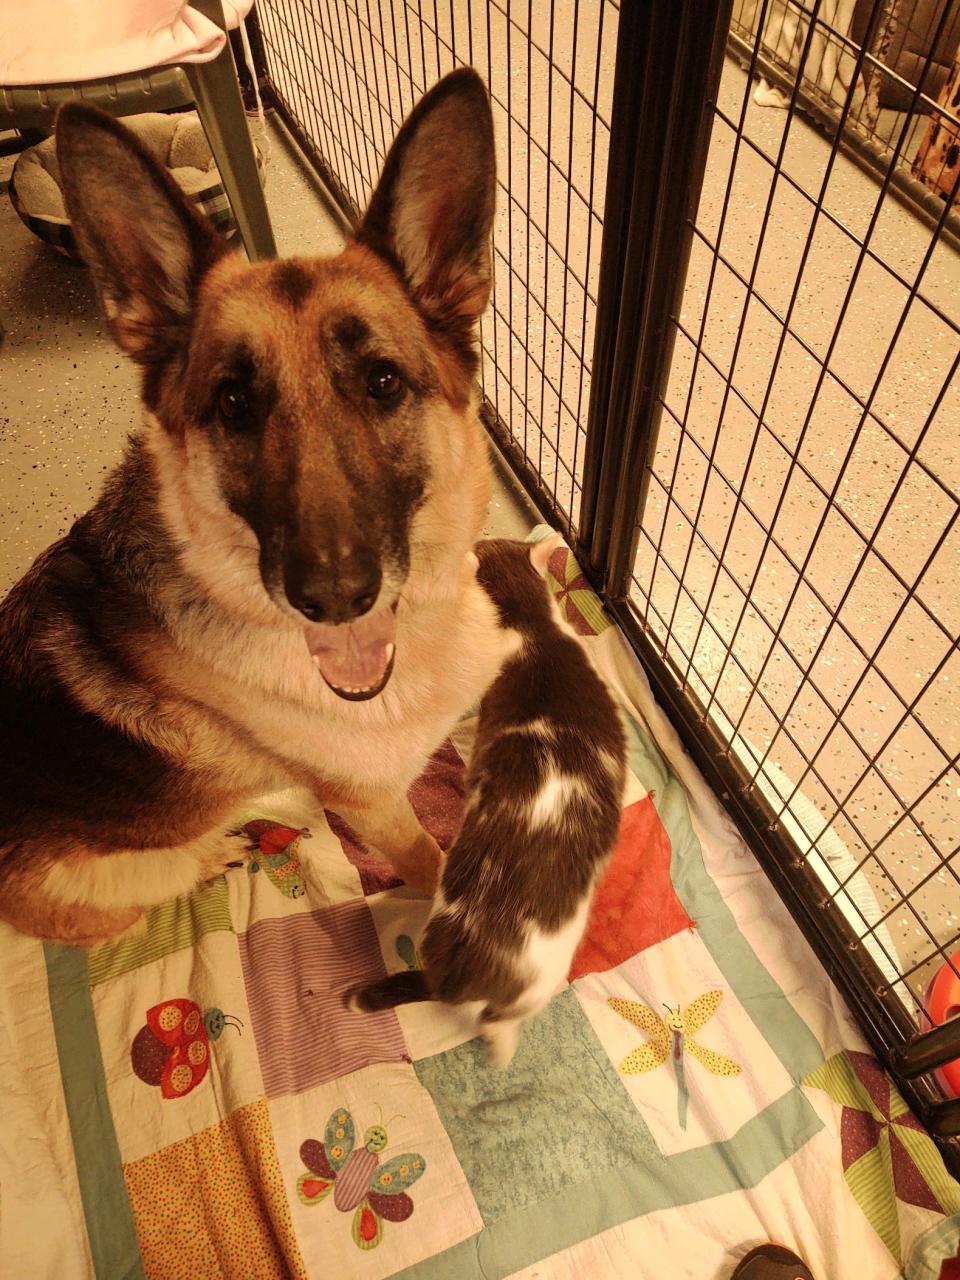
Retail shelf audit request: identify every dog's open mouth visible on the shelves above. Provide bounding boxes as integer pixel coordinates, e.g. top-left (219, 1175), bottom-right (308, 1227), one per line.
top-left (303, 604), bottom-right (397, 701)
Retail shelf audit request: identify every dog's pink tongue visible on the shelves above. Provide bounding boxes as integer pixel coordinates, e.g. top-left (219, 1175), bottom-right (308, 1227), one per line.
top-left (304, 606), bottom-right (397, 693)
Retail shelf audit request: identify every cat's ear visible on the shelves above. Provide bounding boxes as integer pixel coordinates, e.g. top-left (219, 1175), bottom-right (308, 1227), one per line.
top-left (529, 533), bottom-right (563, 577)
top-left (461, 549), bottom-right (480, 584)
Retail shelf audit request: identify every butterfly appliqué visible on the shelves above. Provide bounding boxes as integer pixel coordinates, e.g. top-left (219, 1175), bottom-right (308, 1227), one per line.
top-left (296, 1107), bottom-right (426, 1249)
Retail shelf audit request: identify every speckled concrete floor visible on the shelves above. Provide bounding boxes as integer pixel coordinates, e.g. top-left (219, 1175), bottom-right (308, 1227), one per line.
top-left (633, 58), bottom-right (960, 1001)
top-left (0, 113), bottom-right (534, 601)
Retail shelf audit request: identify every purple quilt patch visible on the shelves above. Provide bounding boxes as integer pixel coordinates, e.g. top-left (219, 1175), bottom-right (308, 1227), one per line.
top-left (238, 902), bottom-right (408, 1098)
top-left (325, 810), bottom-right (401, 896)
top-left (326, 739), bottom-right (466, 895)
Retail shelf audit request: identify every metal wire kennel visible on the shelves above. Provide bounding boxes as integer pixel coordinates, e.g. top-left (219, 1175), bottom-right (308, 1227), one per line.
top-left (246, 0), bottom-right (960, 1169)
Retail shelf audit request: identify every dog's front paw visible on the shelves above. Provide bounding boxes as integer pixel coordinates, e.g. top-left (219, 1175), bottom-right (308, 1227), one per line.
top-left (195, 828), bottom-right (252, 882)
top-left (395, 832), bottom-right (444, 897)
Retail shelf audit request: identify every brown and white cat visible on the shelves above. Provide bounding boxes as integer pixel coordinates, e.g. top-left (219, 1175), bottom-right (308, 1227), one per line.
top-left (348, 535), bottom-right (626, 1066)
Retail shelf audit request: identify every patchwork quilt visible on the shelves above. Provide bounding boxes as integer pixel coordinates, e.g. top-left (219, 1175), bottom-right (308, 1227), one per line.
top-left (3, 535), bottom-right (959, 1280)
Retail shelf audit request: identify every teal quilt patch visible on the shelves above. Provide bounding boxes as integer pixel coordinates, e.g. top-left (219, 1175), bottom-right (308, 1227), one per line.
top-left (414, 987), bottom-right (659, 1222)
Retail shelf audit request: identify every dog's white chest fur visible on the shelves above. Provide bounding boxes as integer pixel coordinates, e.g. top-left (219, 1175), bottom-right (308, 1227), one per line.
top-left (167, 565), bottom-right (512, 797)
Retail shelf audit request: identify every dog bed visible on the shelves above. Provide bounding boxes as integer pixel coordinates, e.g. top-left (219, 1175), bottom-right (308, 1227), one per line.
top-left (2, 531), bottom-right (958, 1279)
top-left (9, 110), bottom-right (263, 258)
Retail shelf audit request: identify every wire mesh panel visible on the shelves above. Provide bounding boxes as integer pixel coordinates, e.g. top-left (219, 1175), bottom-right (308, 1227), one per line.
top-left (628, 1), bottom-right (959, 1030)
top-left (728, 0), bottom-right (960, 236)
top-left (247, 0), bottom-right (959, 1144)
top-left (252, 0), bottom-right (619, 536)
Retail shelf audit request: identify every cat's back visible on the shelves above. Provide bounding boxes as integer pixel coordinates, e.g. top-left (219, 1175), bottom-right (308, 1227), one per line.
top-left (473, 537), bottom-right (626, 811)
top-left (474, 627), bottom-right (625, 863)
top-left (443, 539), bottom-right (627, 923)
top-left (482, 620), bottom-right (623, 778)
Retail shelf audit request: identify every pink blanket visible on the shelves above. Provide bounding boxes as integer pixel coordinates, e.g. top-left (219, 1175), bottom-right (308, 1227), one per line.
top-left (0, 0), bottom-right (252, 86)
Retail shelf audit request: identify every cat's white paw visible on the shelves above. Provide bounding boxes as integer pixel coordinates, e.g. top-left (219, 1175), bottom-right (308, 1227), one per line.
top-left (483, 1019), bottom-right (519, 1069)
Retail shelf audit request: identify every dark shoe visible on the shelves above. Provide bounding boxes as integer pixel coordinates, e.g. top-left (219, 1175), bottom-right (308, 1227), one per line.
top-left (731, 1244), bottom-right (816, 1280)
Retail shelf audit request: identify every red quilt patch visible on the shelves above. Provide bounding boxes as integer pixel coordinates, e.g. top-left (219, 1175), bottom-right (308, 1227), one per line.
top-left (569, 793), bottom-right (694, 980)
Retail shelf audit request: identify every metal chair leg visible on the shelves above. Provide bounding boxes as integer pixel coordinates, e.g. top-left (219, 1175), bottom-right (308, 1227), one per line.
top-left (185, 27), bottom-right (276, 261)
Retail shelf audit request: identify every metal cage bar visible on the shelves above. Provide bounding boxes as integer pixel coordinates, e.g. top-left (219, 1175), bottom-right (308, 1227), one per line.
top-left (576, 0), bottom-right (735, 588)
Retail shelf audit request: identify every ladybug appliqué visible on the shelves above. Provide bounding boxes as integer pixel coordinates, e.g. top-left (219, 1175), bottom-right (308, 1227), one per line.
top-left (234, 820), bottom-right (309, 898)
top-left (131, 998), bottom-right (242, 1099)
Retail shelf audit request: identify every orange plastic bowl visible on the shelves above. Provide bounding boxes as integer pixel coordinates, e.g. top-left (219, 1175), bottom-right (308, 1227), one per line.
top-left (924, 952), bottom-right (960, 1098)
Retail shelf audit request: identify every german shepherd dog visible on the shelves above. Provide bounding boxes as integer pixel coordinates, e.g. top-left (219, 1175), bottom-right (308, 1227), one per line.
top-left (0, 70), bottom-right (511, 946)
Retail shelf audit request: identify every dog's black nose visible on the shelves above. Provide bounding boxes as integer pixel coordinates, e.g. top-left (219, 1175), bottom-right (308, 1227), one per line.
top-left (285, 553), bottom-right (382, 625)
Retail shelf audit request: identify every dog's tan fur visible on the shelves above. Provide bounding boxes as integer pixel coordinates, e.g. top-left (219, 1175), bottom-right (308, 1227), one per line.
top-left (0, 70), bottom-right (512, 945)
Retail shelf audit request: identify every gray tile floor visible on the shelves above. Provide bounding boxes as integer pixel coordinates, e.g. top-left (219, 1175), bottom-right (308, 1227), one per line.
top-left (0, 113), bottom-right (534, 602)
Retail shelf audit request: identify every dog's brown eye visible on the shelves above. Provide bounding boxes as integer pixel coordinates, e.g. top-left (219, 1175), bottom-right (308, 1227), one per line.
top-left (366, 361), bottom-right (402, 401)
top-left (217, 381), bottom-right (252, 424)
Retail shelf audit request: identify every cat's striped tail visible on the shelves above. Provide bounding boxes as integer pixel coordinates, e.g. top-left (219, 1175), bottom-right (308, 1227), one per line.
top-left (345, 970), bottom-right (432, 1012)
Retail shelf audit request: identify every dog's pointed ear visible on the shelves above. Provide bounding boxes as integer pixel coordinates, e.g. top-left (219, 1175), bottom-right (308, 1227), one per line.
top-left (56, 103), bottom-right (225, 368)
top-left (357, 68), bottom-right (495, 342)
